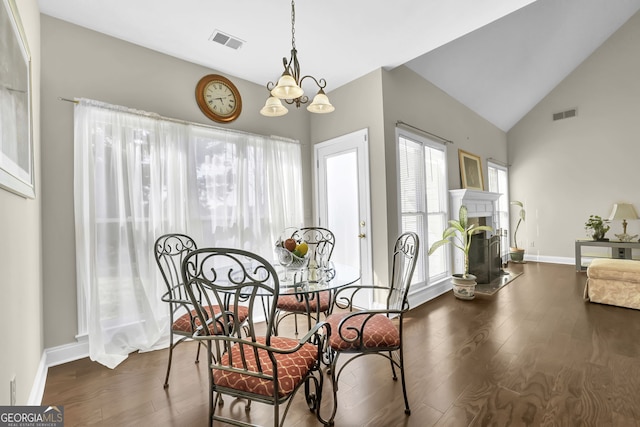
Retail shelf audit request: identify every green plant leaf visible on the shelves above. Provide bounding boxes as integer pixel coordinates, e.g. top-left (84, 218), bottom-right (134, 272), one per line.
top-left (510, 201), bottom-right (525, 247)
top-left (473, 225), bottom-right (494, 234)
top-left (446, 222), bottom-right (464, 233)
top-left (459, 205), bottom-right (468, 228)
top-left (427, 239), bottom-right (450, 255)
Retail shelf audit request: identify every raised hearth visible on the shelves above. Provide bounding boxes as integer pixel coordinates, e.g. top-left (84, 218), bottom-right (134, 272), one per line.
top-left (474, 270), bottom-right (523, 295)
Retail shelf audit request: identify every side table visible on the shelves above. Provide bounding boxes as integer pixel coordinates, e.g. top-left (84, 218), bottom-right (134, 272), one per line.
top-left (575, 239), bottom-right (640, 271)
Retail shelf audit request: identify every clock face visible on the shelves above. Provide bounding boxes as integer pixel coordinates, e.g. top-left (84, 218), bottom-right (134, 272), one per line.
top-left (195, 75), bottom-right (242, 123)
top-left (203, 81), bottom-right (237, 116)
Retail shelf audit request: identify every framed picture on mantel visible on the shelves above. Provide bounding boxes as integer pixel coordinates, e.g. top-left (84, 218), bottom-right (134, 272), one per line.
top-left (458, 149), bottom-right (484, 191)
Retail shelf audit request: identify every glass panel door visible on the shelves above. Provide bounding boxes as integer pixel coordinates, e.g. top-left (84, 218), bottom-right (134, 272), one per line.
top-left (315, 129), bottom-right (372, 309)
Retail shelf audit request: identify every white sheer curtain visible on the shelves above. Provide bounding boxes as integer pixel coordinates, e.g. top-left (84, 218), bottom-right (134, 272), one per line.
top-left (74, 99), bottom-right (303, 368)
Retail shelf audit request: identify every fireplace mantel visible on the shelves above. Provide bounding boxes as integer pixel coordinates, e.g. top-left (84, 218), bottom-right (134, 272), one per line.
top-left (450, 189), bottom-right (501, 218)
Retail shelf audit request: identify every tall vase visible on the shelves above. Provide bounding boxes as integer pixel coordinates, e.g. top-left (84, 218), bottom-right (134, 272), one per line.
top-left (452, 274), bottom-right (477, 300)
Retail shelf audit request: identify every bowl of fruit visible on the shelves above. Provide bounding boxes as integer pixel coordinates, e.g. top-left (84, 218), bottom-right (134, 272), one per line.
top-left (275, 237), bottom-right (309, 269)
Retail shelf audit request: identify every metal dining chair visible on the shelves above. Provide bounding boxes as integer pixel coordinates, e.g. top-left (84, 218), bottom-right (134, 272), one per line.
top-left (324, 231), bottom-right (419, 422)
top-left (154, 233), bottom-right (249, 389)
top-left (274, 227), bottom-right (335, 336)
top-left (181, 247), bottom-right (331, 427)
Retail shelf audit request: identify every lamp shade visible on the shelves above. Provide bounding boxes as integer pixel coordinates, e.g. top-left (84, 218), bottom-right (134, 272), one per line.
top-left (271, 73), bottom-right (304, 99)
top-left (260, 96), bottom-right (288, 117)
top-left (608, 203), bottom-right (639, 220)
top-left (307, 90), bottom-right (335, 114)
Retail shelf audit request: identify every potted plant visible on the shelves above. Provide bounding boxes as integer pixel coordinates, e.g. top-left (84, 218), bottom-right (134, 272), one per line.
top-left (584, 215), bottom-right (610, 241)
top-left (510, 200), bottom-right (526, 262)
top-left (428, 205), bottom-right (493, 300)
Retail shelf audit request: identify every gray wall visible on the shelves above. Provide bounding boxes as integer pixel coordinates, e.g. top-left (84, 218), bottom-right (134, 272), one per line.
top-left (309, 69), bottom-right (390, 285)
top-left (381, 66), bottom-right (508, 245)
top-left (309, 65), bottom-right (508, 288)
top-left (40, 15), bottom-right (312, 348)
top-left (0, 0), bottom-right (41, 405)
top-left (508, 10), bottom-right (640, 261)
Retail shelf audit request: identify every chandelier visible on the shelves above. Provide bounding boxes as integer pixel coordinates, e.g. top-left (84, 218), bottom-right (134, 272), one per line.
top-left (260, 0), bottom-right (335, 117)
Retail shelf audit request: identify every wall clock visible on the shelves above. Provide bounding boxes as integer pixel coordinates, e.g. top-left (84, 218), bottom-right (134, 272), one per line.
top-left (195, 74), bottom-right (242, 123)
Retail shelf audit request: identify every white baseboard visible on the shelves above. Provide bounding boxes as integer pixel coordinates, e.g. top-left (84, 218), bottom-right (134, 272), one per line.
top-left (27, 352), bottom-right (47, 406)
top-left (28, 338), bottom-right (90, 405)
top-left (46, 337), bottom-right (90, 368)
top-left (409, 279), bottom-right (451, 309)
top-left (524, 254), bottom-right (574, 265)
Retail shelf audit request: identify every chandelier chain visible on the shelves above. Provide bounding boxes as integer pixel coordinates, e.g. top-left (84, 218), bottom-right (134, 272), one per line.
top-left (290, 0), bottom-right (296, 50)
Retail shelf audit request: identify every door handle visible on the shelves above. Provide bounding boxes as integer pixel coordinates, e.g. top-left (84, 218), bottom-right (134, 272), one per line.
top-left (358, 233), bottom-right (366, 238)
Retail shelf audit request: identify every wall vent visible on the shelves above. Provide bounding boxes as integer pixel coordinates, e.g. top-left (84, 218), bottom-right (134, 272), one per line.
top-left (552, 108), bottom-right (577, 121)
top-left (210, 30), bottom-right (244, 50)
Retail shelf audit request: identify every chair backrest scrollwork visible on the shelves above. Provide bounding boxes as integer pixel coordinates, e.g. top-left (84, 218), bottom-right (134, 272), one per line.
top-left (291, 227), bottom-right (336, 268)
top-left (154, 233), bottom-right (198, 302)
top-left (388, 231), bottom-right (419, 311)
top-left (182, 247), bottom-right (279, 340)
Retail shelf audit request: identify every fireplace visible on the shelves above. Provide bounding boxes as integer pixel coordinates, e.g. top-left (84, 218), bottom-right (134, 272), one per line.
top-left (469, 233), bottom-right (502, 284)
top-left (449, 189), bottom-right (502, 276)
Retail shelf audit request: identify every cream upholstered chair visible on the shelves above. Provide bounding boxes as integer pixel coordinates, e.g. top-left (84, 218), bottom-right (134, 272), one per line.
top-left (181, 247), bottom-right (330, 427)
top-left (154, 233), bottom-right (249, 389)
top-left (274, 227), bottom-right (335, 335)
top-left (325, 231), bottom-right (419, 422)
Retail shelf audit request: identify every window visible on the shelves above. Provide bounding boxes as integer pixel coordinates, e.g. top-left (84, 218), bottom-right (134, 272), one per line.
top-left (190, 129), bottom-right (303, 249)
top-left (74, 99), bottom-right (303, 367)
top-left (488, 161), bottom-right (510, 257)
top-left (397, 128), bottom-right (448, 287)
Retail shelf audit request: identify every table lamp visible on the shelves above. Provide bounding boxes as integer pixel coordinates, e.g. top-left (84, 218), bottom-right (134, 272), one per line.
top-left (608, 203), bottom-right (639, 242)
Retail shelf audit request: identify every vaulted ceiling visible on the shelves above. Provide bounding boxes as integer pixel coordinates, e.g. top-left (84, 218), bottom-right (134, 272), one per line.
top-left (38, 0), bottom-right (640, 131)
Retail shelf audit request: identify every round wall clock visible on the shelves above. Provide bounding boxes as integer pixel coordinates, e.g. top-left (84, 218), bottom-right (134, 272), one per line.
top-left (195, 74), bottom-right (242, 123)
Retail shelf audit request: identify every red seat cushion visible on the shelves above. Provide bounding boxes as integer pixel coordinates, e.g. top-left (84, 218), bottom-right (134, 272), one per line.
top-left (213, 337), bottom-right (318, 398)
top-left (173, 305), bottom-right (249, 335)
top-left (276, 291), bottom-right (331, 313)
top-left (326, 312), bottom-right (400, 351)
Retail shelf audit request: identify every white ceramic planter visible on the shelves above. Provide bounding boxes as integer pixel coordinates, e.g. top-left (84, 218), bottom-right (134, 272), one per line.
top-left (452, 274), bottom-right (477, 300)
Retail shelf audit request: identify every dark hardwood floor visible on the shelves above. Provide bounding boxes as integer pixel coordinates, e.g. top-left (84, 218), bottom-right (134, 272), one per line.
top-left (42, 262), bottom-right (640, 426)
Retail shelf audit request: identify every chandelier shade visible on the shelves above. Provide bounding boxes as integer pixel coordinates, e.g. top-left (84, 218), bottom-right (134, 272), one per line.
top-left (307, 89), bottom-right (335, 113)
top-left (260, 0), bottom-right (334, 116)
top-left (271, 73), bottom-right (304, 99)
top-left (260, 96), bottom-right (288, 117)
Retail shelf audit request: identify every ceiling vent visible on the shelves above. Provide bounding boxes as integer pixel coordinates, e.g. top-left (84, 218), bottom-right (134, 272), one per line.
top-left (553, 108), bottom-right (577, 121)
top-left (210, 30), bottom-right (244, 50)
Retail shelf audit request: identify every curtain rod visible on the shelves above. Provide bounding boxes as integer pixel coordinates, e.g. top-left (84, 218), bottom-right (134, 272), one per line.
top-left (57, 97), bottom-right (298, 144)
top-left (396, 120), bottom-right (453, 144)
top-left (487, 157), bottom-right (511, 167)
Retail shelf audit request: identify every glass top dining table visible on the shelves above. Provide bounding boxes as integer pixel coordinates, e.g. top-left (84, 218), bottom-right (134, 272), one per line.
top-left (223, 260), bottom-right (360, 329)
top-left (274, 262), bottom-right (361, 295)
top-left (223, 260), bottom-right (360, 298)
top-left (266, 262), bottom-right (361, 332)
